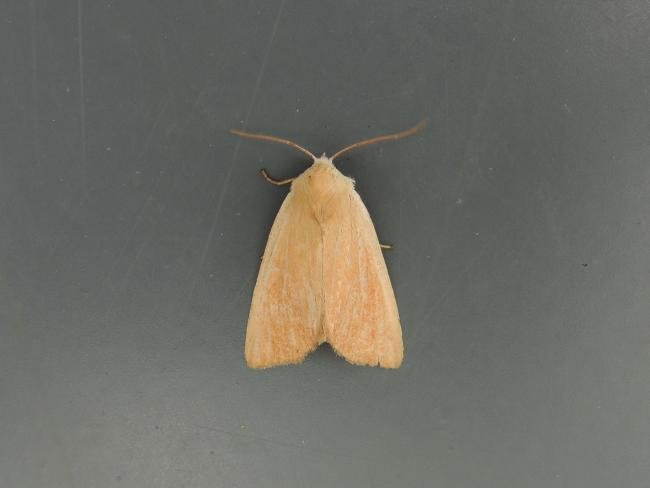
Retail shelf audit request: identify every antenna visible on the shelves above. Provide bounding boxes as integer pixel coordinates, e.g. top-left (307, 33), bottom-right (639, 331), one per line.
top-left (330, 119), bottom-right (427, 161)
top-left (229, 128), bottom-right (316, 160)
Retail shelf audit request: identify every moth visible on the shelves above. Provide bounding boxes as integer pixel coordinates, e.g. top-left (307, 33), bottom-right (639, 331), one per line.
top-left (231, 120), bottom-right (426, 369)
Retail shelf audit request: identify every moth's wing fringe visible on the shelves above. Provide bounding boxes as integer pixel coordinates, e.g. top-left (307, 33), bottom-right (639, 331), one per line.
top-left (326, 343), bottom-right (401, 369)
top-left (246, 341), bottom-right (322, 370)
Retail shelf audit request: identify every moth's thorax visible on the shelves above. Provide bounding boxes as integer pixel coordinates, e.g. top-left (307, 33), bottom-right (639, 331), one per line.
top-left (292, 157), bottom-right (353, 222)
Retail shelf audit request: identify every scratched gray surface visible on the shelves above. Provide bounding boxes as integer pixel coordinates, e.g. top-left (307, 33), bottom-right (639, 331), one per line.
top-left (2, 1), bottom-right (650, 487)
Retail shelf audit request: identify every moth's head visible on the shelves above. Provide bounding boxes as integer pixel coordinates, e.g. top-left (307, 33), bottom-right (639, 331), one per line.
top-left (306, 155), bottom-right (338, 182)
top-left (313, 153), bottom-right (334, 166)
top-left (301, 155), bottom-right (345, 203)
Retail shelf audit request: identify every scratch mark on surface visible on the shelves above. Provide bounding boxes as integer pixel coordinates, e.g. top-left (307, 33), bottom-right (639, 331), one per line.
top-left (397, 148), bottom-right (403, 289)
top-left (423, 0), bottom-right (516, 306)
top-left (184, 0), bottom-right (287, 302)
top-left (118, 237), bottom-right (148, 292)
top-left (193, 423), bottom-right (307, 450)
top-left (0, 277), bottom-right (78, 488)
top-left (77, 0), bottom-right (87, 188)
top-left (413, 227), bottom-right (504, 346)
top-left (30, 0), bottom-right (39, 166)
top-left (103, 195), bottom-right (154, 292)
top-left (137, 97), bottom-right (171, 162)
top-left (191, 421), bottom-right (376, 463)
top-left (101, 96), bottom-right (173, 296)
top-left (348, 89), bottom-right (417, 113)
top-left (368, 89), bottom-right (417, 104)
top-left (177, 75), bottom-right (220, 138)
top-left (454, 1), bottom-right (515, 190)
top-left (171, 272), bottom-right (255, 353)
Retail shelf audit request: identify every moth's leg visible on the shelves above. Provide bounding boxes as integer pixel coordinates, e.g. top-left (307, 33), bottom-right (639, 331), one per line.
top-left (380, 244), bottom-right (393, 250)
top-left (260, 169), bottom-right (295, 186)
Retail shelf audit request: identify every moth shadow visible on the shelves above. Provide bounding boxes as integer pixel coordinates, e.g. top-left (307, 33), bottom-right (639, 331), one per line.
top-left (308, 343), bottom-right (343, 366)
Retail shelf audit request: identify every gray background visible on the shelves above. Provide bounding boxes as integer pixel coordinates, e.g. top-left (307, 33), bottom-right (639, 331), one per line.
top-left (2, 1), bottom-right (649, 487)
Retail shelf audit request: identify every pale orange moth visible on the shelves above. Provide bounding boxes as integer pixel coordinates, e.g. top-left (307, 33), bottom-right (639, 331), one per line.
top-left (231, 120), bottom-right (426, 369)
